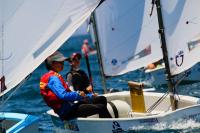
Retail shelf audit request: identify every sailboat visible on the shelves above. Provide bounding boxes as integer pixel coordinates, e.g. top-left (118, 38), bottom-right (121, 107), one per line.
top-left (47, 0), bottom-right (200, 132)
top-left (0, 0), bottom-right (101, 132)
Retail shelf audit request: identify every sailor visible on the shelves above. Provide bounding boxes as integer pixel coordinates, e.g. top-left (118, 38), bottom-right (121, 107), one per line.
top-left (66, 53), bottom-right (92, 93)
top-left (81, 39), bottom-right (95, 54)
top-left (66, 52), bottom-right (110, 106)
top-left (40, 51), bottom-right (111, 120)
top-left (146, 59), bottom-right (163, 70)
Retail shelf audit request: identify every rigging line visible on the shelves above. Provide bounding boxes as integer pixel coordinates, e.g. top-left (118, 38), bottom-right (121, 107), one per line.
top-left (166, 71), bottom-right (190, 100)
top-left (170, 78), bottom-right (180, 103)
top-left (147, 92), bottom-right (169, 113)
top-left (147, 91), bottom-right (169, 113)
top-left (174, 71), bottom-right (190, 89)
top-left (171, 71), bottom-right (190, 101)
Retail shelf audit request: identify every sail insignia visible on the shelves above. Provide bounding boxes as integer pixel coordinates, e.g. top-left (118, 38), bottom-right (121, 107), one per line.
top-left (174, 51), bottom-right (184, 67)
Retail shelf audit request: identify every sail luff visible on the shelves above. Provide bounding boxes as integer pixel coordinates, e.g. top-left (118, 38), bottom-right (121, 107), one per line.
top-left (91, 12), bottom-right (108, 94)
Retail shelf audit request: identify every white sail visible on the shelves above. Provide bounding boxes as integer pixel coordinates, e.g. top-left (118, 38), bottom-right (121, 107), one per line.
top-left (161, 0), bottom-right (200, 75)
top-left (0, 0), bottom-right (100, 97)
top-left (94, 0), bottom-right (162, 76)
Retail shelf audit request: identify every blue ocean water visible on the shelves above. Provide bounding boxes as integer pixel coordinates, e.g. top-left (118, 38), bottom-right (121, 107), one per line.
top-left (1, 34), bottom-right (200, 133)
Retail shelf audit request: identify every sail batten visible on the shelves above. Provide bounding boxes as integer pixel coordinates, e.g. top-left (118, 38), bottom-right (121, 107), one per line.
top-left (0, 0), bottom-right (100, 97)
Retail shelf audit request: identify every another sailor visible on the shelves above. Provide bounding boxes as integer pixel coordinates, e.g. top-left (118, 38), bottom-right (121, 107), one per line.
top-left (66, 52), bottom-right (92, 93)
top-left (146, 59), bottom-right (163, 70)
top-left (66, 52), bottom-right (110, 106)
top-left (81, 39), bottom-right (95, 54)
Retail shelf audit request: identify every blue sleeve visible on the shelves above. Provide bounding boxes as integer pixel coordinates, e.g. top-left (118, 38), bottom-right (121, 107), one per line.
top-left (47, 76), bottom-right (83, 101)
top-left (86, 93), bottom-right (93, 99)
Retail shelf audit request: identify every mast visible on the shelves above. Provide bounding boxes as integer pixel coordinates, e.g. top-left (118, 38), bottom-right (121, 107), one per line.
top-left (90, 12), bottom-right (108, 94)
top-left (155, 0), bottom-right (177, 110)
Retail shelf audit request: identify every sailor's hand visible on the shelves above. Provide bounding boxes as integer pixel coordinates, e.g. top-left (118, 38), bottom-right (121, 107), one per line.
top-left (78, 91), bottom-right (86, 97)
top-left (93, 93), bottom-right (98, 97)
top-left (86, 85), bottom-right (93, 93)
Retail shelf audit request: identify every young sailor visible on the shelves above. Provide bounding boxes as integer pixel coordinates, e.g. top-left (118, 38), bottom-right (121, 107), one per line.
top-left (66, 52), bottom-right (110, 105)
top-left (40, 51), bottom-right (111, 120)
top-left (66, 53), bottom-right (92, 93)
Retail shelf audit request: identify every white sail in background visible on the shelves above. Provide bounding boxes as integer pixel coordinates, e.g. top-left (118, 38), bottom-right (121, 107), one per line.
top-left (94, 0), bottom-right (162, 76)
top-left (0, 0), bottom-right (100, 97)
top-left (161, 0), bottom-right (200, 75)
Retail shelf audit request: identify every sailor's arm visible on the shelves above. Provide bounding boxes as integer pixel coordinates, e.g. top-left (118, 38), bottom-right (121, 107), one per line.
top-left (47, 76), bottom-right (84, 101)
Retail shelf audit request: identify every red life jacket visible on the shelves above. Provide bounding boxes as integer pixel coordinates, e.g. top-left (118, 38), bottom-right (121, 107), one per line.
top-left (40, 70), bottom-right (70, 112)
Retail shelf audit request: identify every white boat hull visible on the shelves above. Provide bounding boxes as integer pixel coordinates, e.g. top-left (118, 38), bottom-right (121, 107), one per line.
top-left (145, 63), bottom-right (200, 86)
top-left (48, 91), bottom-right (200, 133)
